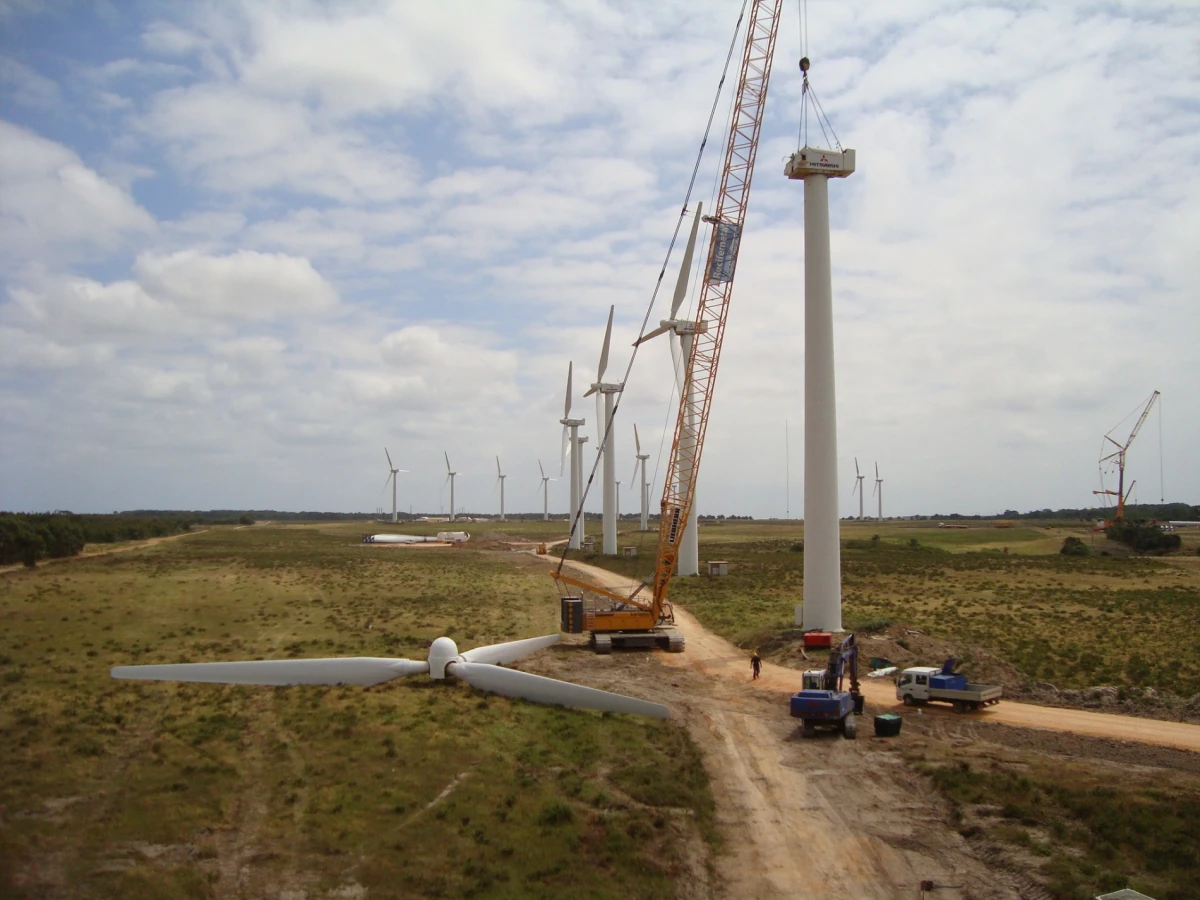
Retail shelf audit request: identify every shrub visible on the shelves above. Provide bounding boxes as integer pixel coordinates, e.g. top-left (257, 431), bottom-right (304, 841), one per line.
top-left (1060, 536), bottom-right (1090, 557)
top-left (1105, 522), bottom-right (1181, 554)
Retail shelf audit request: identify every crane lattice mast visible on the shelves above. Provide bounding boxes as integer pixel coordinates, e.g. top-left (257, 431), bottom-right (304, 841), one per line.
top-left (648, 0), bottom-right (784, 615)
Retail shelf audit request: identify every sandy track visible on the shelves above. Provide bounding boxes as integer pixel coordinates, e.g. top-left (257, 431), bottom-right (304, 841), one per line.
top-left (539, 554), bottom-right (1200, 898)
top-left (545, 557), bottom-right (1017, 899)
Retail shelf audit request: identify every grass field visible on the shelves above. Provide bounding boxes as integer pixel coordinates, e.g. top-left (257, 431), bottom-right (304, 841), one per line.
top-left (0, 524), bottom-right (716, 899)
top-left (578, 519), bottom-right (1200, 700)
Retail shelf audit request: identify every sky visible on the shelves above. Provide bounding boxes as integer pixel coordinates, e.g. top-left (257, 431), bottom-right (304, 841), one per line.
top-left (1, 0), bottom-right (1197, 520)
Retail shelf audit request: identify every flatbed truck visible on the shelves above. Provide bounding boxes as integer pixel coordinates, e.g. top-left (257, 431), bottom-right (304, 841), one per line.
top-left (896, 661), bottom-right (1002, 712)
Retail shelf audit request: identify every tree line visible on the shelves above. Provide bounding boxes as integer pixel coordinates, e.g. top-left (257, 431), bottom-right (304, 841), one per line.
top-left (0, 512), bottom-right (198, 567)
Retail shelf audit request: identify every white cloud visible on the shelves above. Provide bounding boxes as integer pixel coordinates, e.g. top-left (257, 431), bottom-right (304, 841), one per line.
top-left (133, 249), bottom-right (338, 321)
top-left (0, 56), bottom-right (61, 108)
top-left (0, 122), bottom-right (156, 269)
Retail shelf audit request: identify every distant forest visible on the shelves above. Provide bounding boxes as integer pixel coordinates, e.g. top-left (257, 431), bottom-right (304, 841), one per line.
top-left (919, 502), bottom-right (1200, 522)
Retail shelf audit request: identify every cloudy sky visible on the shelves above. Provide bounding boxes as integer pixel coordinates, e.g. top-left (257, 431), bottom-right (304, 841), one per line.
top-left (1, 0), bottom-right (1196, 519)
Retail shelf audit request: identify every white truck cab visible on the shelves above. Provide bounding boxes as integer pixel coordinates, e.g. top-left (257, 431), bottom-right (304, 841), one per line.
top-left (895, 667), bottom-right (940, 701)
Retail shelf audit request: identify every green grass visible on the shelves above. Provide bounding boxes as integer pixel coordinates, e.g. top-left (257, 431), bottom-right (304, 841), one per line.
top-left (0, 524), bottom-right (716, 898)
top-left (908, 748), bottom-right (1200, 900)
top-left (580, 525), bottom-right (1200, 697)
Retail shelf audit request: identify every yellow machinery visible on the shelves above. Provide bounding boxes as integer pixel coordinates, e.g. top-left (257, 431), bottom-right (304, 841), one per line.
top-left (1094, 390), bottom-right (1160, 526)
top-left (553, 0), bottom-right (784, 653)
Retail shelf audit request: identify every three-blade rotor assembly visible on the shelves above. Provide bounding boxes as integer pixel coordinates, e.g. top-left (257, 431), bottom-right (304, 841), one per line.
top-left (112, 635), bottom-right (668, 718)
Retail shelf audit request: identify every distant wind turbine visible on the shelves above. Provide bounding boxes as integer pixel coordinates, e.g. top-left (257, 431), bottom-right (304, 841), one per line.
top-left (851, 457), bottom-right (865, 521)
top-left (631, 424), bottom-right (650, 532)
top-left (583, 306), bottom-right (623, 556)
top-left (559, 362), bottom-right (586, 549)
top-left (494, 456), bottom-right (507, 522)
top-left (444, 452), bottom-right (458, 523)
top-left (872, 462), bottom-right (883, 522)
top-left (537, 460), bottom-right (555, 522)
top-left (383, 447), bottom-right (408, 523)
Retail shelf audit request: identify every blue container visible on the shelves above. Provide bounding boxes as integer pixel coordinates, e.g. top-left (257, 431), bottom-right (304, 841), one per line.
top-left (930, 673), bottom-right (967, 691)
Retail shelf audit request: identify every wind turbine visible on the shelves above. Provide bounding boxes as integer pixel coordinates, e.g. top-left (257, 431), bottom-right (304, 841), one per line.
top-left (583, 306), bottom-right (623, 556)
top-left (559, 362), bottom-right (586, 549)
top-left (383, 447), bottom-right (409, 523)
top-left (494, 456), bottom-right (507, 522)
top-left (112, 634), bottom-right (667, 718)
top-left (537, 460), bottom-right (555, 522)
top-left (873, 462), bottom-right (883, 522)
top-left (444, 452), bottom-right (458, 523)
top-left (851, 458), bottom-right (865, 521)
top-left (632, 424), bottom-right (650, 532)
top-left (634, 202), bottom-right (705, 575)
top-left (784, 59), bottom-right (856, 632)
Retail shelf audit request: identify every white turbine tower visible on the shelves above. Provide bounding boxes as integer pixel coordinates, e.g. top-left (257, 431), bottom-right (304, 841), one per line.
top-left (112, 634), bottom-right (667, 718)
top-left (383, 447), bottom-right (408, 523)
top-left (494, 456), bottom-right (507, 522)
top-left (873, 462), bottom-right (883, 522)
top-left (559, 362), bottom-right (586, 549)
top-left (784, 56), bottom-right (856, 632)
top-left (631, 424), bottom-right (650, 532)
top-left (576, 435), bottom-right (588, 543)
top-left (852, 457), bottom-right (865, 521)
top-left (583, 306), bottom-right (623, 556)
top-left (444, 452), bottom-right (458, 523)
top-left (635, 202), bottom-right (705, 575)
top-left (537, 460), bottom-right (554, 522)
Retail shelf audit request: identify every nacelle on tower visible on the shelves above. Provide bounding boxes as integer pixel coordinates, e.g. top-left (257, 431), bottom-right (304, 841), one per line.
top-left (785, 146), bottom-right (856, 179)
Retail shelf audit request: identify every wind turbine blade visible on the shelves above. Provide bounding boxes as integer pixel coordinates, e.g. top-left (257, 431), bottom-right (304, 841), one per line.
top-left (560, 425), bottom-right (569, 475)
top-left (595, 392), bottom-right (604, 450)
top-left (385, 447), bottom-right (394, 469)
top-left (496, 455), bottom-right (501, 477)
top-left (875, 461), bottom-right (879, 479)
top-left (564, 361), bottom-right (573, 418)
top-left (633, 322), bottom-right (672, 346)
top-left (445, 451), bottom-right (452, 473)
top-left (597, 305), bottom-right (613, 382)
top-left (449, 662), bottom-right (668, 718)
top-left (670, 200), bottom-right (703, 319)
top-left (539, 459), bottom-right (545, 479)
top-left (669, 332), bottom-right (683, 391)
top-left (582, 385), bottom-right (597, 398)
top-left (854, 457), bottom-right (860, 477)
top-left (112, 657), bottom-right (428, 687)
top-left (634, 424), bottom-right (641, 456)
top-left (460, 634), bottom-right (560, 666)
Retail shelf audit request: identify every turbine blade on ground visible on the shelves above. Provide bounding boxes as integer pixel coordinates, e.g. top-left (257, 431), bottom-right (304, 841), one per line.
top-left (112, 657), bottom-right (429, 687)
top-left (449, 662), bottom-right (668, 718)
top-left (460, 634), bottom-right (559, 666)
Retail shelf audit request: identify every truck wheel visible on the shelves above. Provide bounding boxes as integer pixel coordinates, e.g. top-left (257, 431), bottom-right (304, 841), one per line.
top-left (843, 717), bottom-right (857, 740)
top-left (902, 695), bottom-right (914, 707)
top-left (802, 722), bottom-right (817, 739)
top-left (953, 700), bottom-right (967, 713)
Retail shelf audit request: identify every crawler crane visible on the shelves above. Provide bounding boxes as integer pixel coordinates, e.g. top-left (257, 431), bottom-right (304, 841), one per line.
top-left (1093, 390), bottom-right (1160, 527)
top-left (553, 0), bottom-right (784, 653)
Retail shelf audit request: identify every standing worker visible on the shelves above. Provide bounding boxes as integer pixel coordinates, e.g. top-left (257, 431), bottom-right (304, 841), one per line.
top-left (751, 650), bottom-right (762, 680)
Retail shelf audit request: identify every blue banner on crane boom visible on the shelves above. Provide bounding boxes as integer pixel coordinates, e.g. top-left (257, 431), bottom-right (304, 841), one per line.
top-left (707, 222), bottom-right (741, 284)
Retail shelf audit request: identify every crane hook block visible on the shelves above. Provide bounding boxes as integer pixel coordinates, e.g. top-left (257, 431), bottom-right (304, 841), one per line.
top-left (799, 56), bottom-right (810, 72)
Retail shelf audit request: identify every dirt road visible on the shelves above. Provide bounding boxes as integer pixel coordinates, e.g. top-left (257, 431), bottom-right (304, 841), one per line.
top-left (0, 529), bottom-right (209, 576)
top-left (540, 554), bottom-right (1200, 899)
top-left (543, 557), bottom-right (1022, 899)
